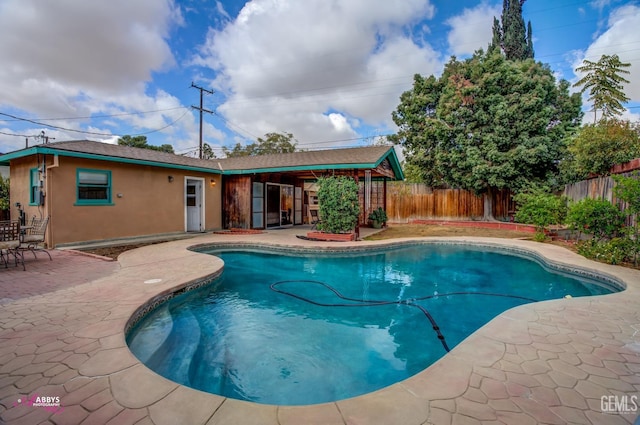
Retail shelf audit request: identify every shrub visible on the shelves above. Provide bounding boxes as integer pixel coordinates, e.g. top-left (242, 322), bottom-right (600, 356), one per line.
top-left (566, 198), bottom-right (625, 240)
top-left (532, 231), bottom-right (548, 242)
top-left (576, 238), bottom-right (631, 265)
top-left (0, 176), bottom-right (9, 212)
top-left (613, 172), bottom-right (640, 266)
top-left (368, 207), bottom-right (388, 225)
top-left (514, 188), bottom-right (567, 233)
top-left (316, 175), bottom-right (360, 234)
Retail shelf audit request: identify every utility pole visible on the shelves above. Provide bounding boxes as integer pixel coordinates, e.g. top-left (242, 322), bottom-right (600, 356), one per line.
top-left (190, 83), bottom-right (214, 159)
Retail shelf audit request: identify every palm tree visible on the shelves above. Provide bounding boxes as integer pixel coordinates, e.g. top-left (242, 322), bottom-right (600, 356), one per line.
top-left (573, 54), bottom-right (631, 123)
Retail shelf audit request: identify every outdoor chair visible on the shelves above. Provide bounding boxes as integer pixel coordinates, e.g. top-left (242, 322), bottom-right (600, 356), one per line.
top-left (0, 220), bottom-right (25, 270)
top-left (309, 209), bottom-right (321, 229)
top-left (19, 216), bottom-right (52, 260)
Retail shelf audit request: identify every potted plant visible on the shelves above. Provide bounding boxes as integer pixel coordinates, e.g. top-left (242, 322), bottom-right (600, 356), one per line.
top-left (307, 175), bottom-right (360, 241)
top-left (368, 207), bottom-right (388, 229)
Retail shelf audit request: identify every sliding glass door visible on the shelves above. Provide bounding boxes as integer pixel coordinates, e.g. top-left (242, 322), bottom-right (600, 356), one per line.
top-left (265, 183), bottom-right (294, 228)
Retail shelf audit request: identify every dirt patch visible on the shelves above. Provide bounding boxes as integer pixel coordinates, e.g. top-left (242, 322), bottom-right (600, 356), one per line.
top-left (212, 228), bottom-right (265, 234)
top-left (364, 224), bottom-right (534, 240)
top-left (82, 241), bottom-right (173, 260)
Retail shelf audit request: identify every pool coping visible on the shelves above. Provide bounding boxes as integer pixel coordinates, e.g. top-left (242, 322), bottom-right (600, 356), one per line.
top-left (2, 233), bottom-right (640, 425)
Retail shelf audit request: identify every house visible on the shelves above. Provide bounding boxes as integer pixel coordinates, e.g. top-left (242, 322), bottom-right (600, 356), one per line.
top-left (0, 140), bottom-right (403, 247)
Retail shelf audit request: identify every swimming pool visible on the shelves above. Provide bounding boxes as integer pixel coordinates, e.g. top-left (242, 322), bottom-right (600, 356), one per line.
top-left (126, 243), bottom-right (618, 406)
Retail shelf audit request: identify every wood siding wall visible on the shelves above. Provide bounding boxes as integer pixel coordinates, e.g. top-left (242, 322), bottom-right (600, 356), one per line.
top-left (223, 175), bottom-right (251, 229)
top-left (386, 182), bottom-right (513, 222)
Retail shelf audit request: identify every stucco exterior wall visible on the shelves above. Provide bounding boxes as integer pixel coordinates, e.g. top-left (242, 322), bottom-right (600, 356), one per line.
top-left (9, 154), bottom-right (222, 247)
top-left (8, 156), bottom-right (38, 220)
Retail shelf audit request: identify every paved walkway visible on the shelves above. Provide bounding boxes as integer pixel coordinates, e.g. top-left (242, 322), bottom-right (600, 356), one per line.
top-left (0, 230), bottom-right (639, 424)
top-left (0, 250), bottom-right (119, 304)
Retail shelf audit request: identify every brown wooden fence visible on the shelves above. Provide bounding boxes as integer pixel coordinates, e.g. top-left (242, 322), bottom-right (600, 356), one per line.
top-left (563, 171), bottom-right (638, 227)
top-left (563, 175), bottom-right (616, 203)
top-left (385, 182), bottom-right (513, 222)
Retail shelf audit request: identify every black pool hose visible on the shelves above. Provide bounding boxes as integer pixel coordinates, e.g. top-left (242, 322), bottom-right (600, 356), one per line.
top-left (270, 280), bottom-right (539, 354)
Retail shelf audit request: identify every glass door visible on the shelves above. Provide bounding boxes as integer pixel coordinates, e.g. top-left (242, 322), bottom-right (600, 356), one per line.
top-left (252, 182), bottom-right (264, 228)
top-left (265, 183), bottom-right (294, 228)
top-left (280, 185), bottom-right (293, 226)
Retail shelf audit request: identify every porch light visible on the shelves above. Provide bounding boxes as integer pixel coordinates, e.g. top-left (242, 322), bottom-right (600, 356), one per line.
top-left (210, 179), bottom-right (216, 187)
top-left (168, 175), bottom-right (174, 183)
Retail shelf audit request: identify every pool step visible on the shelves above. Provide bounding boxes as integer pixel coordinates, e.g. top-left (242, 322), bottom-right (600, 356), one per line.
top-left (145, 303), bottom-right (201, 386)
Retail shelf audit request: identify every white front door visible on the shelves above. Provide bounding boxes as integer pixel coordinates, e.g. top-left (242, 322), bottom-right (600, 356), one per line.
top-left (186, 179), bottom-right (203, 232)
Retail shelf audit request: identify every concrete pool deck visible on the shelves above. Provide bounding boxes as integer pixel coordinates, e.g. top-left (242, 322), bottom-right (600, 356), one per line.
top-left (0, 229), bottom-right (639, 425)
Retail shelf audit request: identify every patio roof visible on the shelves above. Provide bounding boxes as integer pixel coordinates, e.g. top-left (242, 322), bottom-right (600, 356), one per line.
top-left (0, 140), bottom-right (404, 180)
top-left (217, 145), bottom-right (404, 180)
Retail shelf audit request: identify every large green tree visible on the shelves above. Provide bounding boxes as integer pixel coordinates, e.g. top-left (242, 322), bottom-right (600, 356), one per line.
top-left (391, 51), bottom-right (582, 217)
top-left (390, 74), bottom-right (445, 185)
top-left (117, 135), bottom-right (174, 154)
top-left (573, 54), bottom-right (631, 122)
top-left (488, 0), bottom-right (534, 60)
top-left (567, 119), bottom-right (640, 177)
top-left (223, 132), bottom-right (298, 158)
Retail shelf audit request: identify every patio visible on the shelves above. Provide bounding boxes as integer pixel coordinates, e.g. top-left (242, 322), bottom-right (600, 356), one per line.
top-left (0, 229), bottom-right (639, 424)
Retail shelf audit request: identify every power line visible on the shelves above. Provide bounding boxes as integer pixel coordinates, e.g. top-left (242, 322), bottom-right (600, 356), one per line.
top-left (211, 111), bottom-right (259, 140)
top-left (0, 130), bottom-right (31, 138)
top-left (0, 110), bottom-right (189, 138)
top-left (0, 106), bottom-right (188, 123)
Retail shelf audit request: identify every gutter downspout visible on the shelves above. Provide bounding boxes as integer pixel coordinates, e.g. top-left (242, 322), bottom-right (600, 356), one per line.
top-left (45, 155), bottom-right (59, 247)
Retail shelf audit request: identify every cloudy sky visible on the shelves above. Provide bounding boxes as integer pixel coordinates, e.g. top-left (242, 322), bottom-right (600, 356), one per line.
top-left (1, 0), bottom-right (639, 156)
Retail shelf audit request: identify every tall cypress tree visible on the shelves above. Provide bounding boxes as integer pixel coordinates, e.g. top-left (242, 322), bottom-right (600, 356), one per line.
top-left (488, 0), bottom-right (534, 60)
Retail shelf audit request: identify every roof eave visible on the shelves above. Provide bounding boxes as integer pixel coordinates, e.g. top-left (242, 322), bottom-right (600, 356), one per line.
top-left (376, 146), bottom-right (405, 181)
top-left (0, 146), bottom-right (222, 174)
top-left (223, 162), bottom-right (384, 175)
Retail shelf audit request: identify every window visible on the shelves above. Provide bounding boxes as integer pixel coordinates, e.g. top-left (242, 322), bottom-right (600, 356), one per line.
top-left (29, 168), bottom-right (40, 205)
top-left (186, 184), bottom-right (197, 206)
top-left (76, 169), bottom-right (112, 205)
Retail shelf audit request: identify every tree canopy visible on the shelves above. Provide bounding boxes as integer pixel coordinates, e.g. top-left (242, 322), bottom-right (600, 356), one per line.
top-left (573, 54), bottom-right (631, 122)
top-left (488, 0), bottom-right (534, 60)
top-left (117, 135), bottom-right (174, 154)
top-left (391, 51), bottom-right (582, 197)
top-left (201, 143), bottom-right (216, 160)
top-left (223, 132), bottom-right (298, 158)
top-left (567, 119), bottom-right (640, 177)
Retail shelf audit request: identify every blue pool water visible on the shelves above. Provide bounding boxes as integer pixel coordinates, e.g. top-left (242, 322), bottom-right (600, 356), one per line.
top-left (126, 244), bottom-right (617, 405)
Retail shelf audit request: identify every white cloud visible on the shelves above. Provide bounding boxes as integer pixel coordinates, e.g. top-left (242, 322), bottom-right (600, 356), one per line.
top-left (0, 0), bottom-right (183, 150)
top-left (195, 0), bottom-right (442, 149)
top-left (446, 2), bottom-right (501, 57)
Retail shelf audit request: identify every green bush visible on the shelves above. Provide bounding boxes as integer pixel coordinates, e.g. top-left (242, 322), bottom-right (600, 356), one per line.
top-left (532, 231), bottom-right (548, 242)
top-left (514, 189), bottom-right (567, 232)
top-left (566, 198), bottom-right (625, 240)
top-left (0, 176), bottom-right (9, 212)
top-left (613, 172), bottom-right (640, 266)
top-left (576, 238), bottom-right (631, 265)
top-left (317, 176), bottom-right (360, 234)
top-left (368, 207), bottom-right (388, 225)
